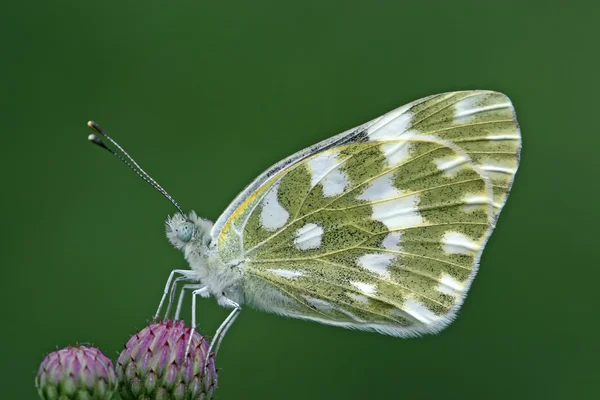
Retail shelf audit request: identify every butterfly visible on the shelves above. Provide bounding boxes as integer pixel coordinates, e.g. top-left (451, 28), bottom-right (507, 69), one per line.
top-left (88, 90), bottom-right (521, 358)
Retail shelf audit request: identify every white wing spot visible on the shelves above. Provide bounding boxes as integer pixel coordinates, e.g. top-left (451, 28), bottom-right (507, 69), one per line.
top-left (368, 107), bottom-right (413, 140)
top-left (302, 296), bottom-right (334, 312)
top-left (306, 151), bottom-right (349, 197)
top-left (338, 308), bottom-right (365, 322)
top-left (357, 253), bottom-right (395, 276)
top-left (260, 181), bottom-right (289, 231)
top-left (304, 295), bottom-right (364, 321)
top-left (348, 293), bottom-right (370, 304)
top-left (437, 273), bottom-right (464, 296)
top-left (351, 281), bottom-right (376, 295)
top-left (322, 169), bottom-right (350, 197)
top-left (462, 192), bottom-right (490, 212)
top-left (357, 169), bottom-right (423, 230)
top-left (479, 158), bottom-right (516, 180)
top-left (371, 194), bottom-right (423, 230)
top-left (267, 269), bottom-right (304, 279)
top-left (293, 223), bottom-right (324, 250)
top-left (357, 173), bottom-right (400, 201)
top-left (455, 101), bottom-right (512, 121)
top-left (455, 93), bottom-right (511, 123)
top-left (380, 141), bottom-right (411, 168)
top-left (434, 156), bottom-right (468, 178)
top-left (486, 134), bottom-right (520, 140)
top-left (442, 231), bottom-right (480, 254)
top-left (454, 96), bottom-right (478, 122)
top-left (382, 232), bottom-right (403, 250)
top-left (404, 299), bottom-right (441, 324)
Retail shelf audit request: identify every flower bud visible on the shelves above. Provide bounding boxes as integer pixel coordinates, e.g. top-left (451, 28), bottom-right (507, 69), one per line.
top-left (117, 320), bottom-right (218, 400)
top-left (35, 345), bottom-right (117, 400)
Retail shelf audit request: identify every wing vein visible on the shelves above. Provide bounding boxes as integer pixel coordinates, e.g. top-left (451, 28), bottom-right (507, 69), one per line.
top-left (421, 119), bottom-right (515, 136)
top-left (408, 92), bottom-right (473, 129)
top-left (372, 93), bottom-right (449, 134)
top-left (252, 268), bottom-right (411, 323)
top-left (330, 178), bottom-right (483, 211)
top-left (315, 258), bottom-right (448, 308)
top-left (244, 142), bottom-right (452, 255)
top-left (357, 246), bottom-right (471, 271)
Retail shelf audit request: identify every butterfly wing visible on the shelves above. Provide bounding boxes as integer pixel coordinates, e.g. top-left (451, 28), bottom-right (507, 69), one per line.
top-left (212, 91), bottom-right (520, 337)
top-left (366, 90), bottom-right (521, 215)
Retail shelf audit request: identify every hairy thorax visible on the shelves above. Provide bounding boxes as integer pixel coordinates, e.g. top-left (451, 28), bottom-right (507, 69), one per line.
top-left (198, 245), bottom-right (245, 306)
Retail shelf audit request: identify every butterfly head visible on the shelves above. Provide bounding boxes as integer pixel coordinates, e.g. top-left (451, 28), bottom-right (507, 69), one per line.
top-left (165, 211), bottom-right (214, 251)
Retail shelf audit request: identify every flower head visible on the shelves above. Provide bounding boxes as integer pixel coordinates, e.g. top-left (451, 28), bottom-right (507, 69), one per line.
top-left (117, 320), bottom-right (218, 400)
top-left (35, 345), bottom-right (117, 400)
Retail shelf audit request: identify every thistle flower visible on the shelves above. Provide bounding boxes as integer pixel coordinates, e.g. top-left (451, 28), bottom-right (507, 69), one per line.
top-left (117, 320), bottom-right (218, 400)
top-left (35, 345), bottom-right (117, 400)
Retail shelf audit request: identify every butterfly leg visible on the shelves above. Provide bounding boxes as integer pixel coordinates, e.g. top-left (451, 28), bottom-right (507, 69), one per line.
top-left (154, 269), bottom-right (192, 320)
top-left (212, 305), bottom-right (240, 354)
top-left (185, 286), bottom-right (210, 358)
top-left (206, 299), bottom-right (241, 366)
top-left (164, 276), bottom-right (194, 320)
top-left (174, 283), bottom-right (205, 320)
top-left (154, 269), bottom-right (199, 320)
top-left (200, 300), bottom-right (241, 376)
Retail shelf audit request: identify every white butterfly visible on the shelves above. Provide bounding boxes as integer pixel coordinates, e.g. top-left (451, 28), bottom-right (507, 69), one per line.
top-left (89, 90), bottom-right (521, 359)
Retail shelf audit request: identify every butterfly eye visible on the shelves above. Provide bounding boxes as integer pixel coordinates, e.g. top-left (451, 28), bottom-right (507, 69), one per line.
top-left (176, 222), bottom-right (195, 242)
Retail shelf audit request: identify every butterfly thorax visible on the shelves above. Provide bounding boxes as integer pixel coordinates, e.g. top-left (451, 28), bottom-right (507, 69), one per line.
top-left (166, 211), bottom-right (245, 306)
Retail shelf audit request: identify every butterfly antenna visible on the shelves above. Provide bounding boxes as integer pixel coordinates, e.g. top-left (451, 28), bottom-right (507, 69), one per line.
top-left (87, 121), bottom-right (185, 216)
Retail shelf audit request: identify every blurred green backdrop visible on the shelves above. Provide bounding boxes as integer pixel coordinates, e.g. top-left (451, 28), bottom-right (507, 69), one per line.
top-left (1, 1), bottom-right (598, 399)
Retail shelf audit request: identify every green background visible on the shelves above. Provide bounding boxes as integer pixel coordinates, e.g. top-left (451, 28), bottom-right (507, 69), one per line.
top-left (1, 1), bottom-right (598, 399)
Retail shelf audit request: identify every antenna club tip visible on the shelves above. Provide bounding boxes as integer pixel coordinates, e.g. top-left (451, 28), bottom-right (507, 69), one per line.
top-left (87, 121), bottom-right (105, 136)
top-left (88, 134), bottom-right (97, 142)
